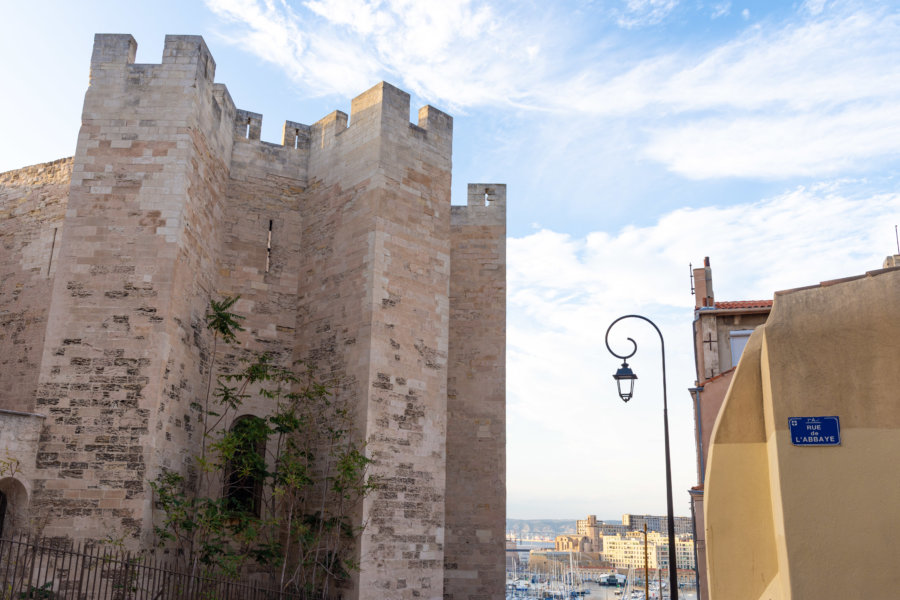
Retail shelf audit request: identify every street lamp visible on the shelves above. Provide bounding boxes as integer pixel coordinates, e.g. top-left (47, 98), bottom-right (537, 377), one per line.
top-left (605, 314), bottom-right (679, 600)
top-left (641, 523), bottom-right (649, 600)
top-left (613, 360), bottom-right (637, 402)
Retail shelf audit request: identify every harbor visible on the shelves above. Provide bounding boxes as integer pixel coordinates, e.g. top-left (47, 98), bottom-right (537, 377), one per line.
top-left (506, 575), bottom-right (698, 600)
top-left (506, 541), bottom-right (697, 600)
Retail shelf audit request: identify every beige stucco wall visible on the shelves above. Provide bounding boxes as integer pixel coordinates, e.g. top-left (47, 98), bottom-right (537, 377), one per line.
top-left (705, 267), bottom-right (900, 600)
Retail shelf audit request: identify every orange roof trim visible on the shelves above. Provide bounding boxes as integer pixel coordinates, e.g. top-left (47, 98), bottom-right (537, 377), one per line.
top-left (714, 299), bottom-right (773, 309)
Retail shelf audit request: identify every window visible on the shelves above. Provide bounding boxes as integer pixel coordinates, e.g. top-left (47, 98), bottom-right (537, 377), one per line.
top-left (224, 416), bottom-right (266, 516)
top-left (729, 329), bottom-right (755, 368)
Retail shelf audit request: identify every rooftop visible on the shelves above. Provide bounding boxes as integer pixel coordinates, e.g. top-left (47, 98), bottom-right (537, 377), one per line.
top-left (713, 299), bottom-right (773, 310)
top-left (776, 264), bottom-right (900, 297)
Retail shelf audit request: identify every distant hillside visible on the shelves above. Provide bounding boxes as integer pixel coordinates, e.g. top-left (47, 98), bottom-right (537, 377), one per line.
top-left (506, 518), bottom-right (575, 539)
top-left (506, 518), bottom-right (624, 540)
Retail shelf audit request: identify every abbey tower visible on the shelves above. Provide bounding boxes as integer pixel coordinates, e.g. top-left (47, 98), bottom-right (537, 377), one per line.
top-left (0, 34), bottom-right (505, 600)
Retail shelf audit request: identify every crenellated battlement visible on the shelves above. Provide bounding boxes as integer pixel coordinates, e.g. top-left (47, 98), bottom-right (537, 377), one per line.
top-left (230, 112), bottom-right (312, 153)
top-left (88, 35), bottom-right (451, 160)
top-left (348, 81), bottom-right (453, 141)
top-left (451, 184), bottom-right (506, 227)
top-left (234, 109), bottom-right (263, 141)
top-left (282, 120), bottom-right (311, 150)
top-left (350, 81), bottom-right (407, 123)
top-left (467, 183), bottom-right (506, 208)
top-left (90, 34), bottom-right (216, 87)
top-left (309, 110), bottom-right (348, 150)
top-left (161, 35), bottom-right (216, 81)
top-left (90, 34), bottom-right (136, 68)
top-left (416, 105), bottom-right (453, 138)
top-left (229, 80), bottom-right (450, 155)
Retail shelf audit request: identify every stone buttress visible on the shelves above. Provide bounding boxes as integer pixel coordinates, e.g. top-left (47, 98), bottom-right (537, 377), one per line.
top-left (31, 34), bottom-right (234, 542)
top-left (295, 81), bottom-right (454, 600)
top-left (445, 184), bottom-right (507, 600)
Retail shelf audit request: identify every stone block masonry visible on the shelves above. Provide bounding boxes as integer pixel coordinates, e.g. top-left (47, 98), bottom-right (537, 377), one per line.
top-left (0, 33), bottom-right (506, 600)
top-left (0, 159), bottom-right (71, 414)
top-left (445, 184), bottom-right (506, 599)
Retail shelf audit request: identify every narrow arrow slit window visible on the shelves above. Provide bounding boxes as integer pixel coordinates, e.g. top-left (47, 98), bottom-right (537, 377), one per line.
top-left (266, 219), bottom-right (273, 273)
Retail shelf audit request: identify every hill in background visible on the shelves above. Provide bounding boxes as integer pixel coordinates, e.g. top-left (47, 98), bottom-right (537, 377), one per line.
top-left (506, 518), bottom-right (623, 539)
top-left (506, 519), bottom-right (573, 539)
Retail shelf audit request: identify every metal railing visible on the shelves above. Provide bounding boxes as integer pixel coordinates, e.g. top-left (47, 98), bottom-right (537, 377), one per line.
top-left (0, 536), bottom-right (317, 600)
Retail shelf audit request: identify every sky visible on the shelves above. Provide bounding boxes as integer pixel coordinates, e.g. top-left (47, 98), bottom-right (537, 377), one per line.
top-left (2, 0), bottom-right (900, 521)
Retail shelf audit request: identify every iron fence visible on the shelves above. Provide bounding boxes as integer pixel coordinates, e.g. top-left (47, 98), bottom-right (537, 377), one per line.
top-left (0, 536), bottom-right (318, 600)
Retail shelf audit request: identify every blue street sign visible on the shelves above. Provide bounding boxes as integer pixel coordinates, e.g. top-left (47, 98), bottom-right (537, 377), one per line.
top-left (789, 416), bottom-right (841, 446)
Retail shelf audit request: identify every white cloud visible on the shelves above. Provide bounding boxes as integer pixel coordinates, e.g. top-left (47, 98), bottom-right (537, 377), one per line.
top-left (509, 184), bottom-right (899, 324)
top-left (506, 184), bottom-right (900, 515)
top-left (560, 7), bottom-right (900, 116)
top-left (742, 7), bottom-right (750, 20)
top-left (803, 0), bottom-right (828, 16)
top-left (616, 0), bottom-right (680, 29)
top-left (208, 0), bottom-right (385, 95)
top-left (206, 0), bottom-right (541, 109)
top-left (644, 102), bottom-right (900, 179)
top-left (548, 3), bottom-right (900, 178)
top-left (710, 2), bottom-right (731, 19)
top-left (304, 0), bottom-right (394, 35)
top-left (205, 0), bottom-right (900, 180)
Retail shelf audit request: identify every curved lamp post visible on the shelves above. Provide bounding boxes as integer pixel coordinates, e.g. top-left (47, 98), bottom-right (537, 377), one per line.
top-left (605, 315), bottom-right (679, 600)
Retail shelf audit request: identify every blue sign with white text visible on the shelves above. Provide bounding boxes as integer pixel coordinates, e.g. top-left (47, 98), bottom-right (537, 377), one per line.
top-left (789, 416), bottom-right (841, 446)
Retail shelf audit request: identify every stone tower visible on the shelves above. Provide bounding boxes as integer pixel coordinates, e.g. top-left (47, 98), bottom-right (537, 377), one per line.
top-left (0, 34), bottom-right (506, 600)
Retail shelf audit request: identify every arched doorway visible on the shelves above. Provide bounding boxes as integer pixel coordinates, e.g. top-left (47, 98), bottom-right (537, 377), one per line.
top-left (0, 478), bottom-right (28, 538)
top-left (223, 416), bottom-right (266, 516)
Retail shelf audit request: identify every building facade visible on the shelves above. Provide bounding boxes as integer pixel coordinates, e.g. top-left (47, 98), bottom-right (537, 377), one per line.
top-left (688, 257), bottom-right (772, 600)
top-left (574, 514), bottom-right (627, 550)
top-left (557, 514), bottom-right (694, 576)
top-left (704, 262), bottom-right (900, 599)
top-left (555, 534), bottom-right (594, 553)
top-left (622, 514), bottom-right (692, 537)
top-left (601, 532), bottom-right (695, 572)
top-left (0, 34), bottom-right (506, 600)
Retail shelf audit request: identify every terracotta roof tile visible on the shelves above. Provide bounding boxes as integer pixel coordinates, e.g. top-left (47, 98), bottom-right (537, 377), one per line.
top-left (699, 367), bottom-right (736, 386)
top-left (714, 299), bottom-right (773, 310)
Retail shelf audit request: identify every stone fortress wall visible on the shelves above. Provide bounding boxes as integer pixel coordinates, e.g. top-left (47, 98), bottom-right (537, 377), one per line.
top-left (0, 158), bottom-right (72, 414)
top-left (0, 33), bottom-right (506, 600)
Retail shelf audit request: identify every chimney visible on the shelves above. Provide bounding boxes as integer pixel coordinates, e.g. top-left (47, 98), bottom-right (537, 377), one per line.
top-left (694, 257), bottom-right (715, 309)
